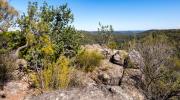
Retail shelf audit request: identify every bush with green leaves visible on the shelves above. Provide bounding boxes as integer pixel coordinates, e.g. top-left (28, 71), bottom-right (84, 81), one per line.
top-left (76, 49), bottom-right (104, 72)
top-left (17, 2), bottom-right (82, 67)
top-left (16, 2), bottom-right (82, 90)
top-left (0, 31), bottom-right (24, 53)
top-left (15, 2), bottom-right (82, 91)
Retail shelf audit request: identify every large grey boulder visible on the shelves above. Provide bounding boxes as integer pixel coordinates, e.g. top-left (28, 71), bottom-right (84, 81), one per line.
top-left (128, 50), bottom-right (144, 69)
top-left (95, 60), bottom-right (124, 86)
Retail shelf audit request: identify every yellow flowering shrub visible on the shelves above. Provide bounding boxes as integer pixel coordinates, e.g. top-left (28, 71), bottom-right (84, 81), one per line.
top-left (29, 72), bottom-right (40, 88)
top-left (55, 56), bottom-right (71, 89)
top-left (29, 56), bottom-right (71, 90)
top-left (42, 61), bottom-right (54, 90)
top-left (40, 34), bottom-right (54, 55)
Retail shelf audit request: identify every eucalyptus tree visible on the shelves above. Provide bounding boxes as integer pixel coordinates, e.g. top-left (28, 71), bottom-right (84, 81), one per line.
top-left (17, 2), bottom-right (82, 90)
top-left (18, 2), bottom-right (82, 62)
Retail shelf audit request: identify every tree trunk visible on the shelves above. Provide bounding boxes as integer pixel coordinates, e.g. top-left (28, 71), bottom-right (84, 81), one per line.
top-left (14, 41), bottom-right (28, 58)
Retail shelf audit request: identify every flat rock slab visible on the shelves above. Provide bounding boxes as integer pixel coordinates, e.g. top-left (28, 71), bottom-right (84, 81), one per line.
top-left (1, 81), bottom-right (29, 100)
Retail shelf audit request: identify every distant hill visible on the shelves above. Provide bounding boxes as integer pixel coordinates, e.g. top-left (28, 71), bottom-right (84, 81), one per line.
top-left (79, 30), bottom-right (145, 35)
top-left (139, 29), bottom-right (180, 34)
top-left (137, 29), bottom-right (180, 38)
top-left (113, 31), bottom-right (144, 35)
top-left (80, 29), bottom-right (180, 47)
top-left (81, 29), bottom-right (180, 35)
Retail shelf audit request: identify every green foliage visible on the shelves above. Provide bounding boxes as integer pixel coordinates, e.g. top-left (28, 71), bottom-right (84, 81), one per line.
top-left (0, 31), bottom-right (25, 53)
top-left (76, 49), bottom-right (103, 72)
top-left (15, 2), bottom-right (81, 91)
top-left (79, 31), bottom-right (133, 48)
top-left (40, 34), bottom-right (54, 56)
top-left (18, 2), bottom-right (81, 63)
top-left (53, 26), bottom-right (82, 58)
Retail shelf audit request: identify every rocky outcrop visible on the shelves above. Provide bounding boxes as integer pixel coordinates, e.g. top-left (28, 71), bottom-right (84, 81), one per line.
top-left (24, 45), bottom-right (145, 100)
top-left (26, 84), bottom-right (144, 100)
top-left (25, 59), bottom-right (145, 100)
top-left (83, 44), bottom-right (129, 66)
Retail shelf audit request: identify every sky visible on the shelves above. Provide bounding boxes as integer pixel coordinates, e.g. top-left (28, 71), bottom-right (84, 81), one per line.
top-left (9, 0), bottom-right (180, 31)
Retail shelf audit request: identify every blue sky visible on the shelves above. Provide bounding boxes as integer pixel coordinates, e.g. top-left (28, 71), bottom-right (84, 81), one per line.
top-left (9, 0), bottom-right (180, 31)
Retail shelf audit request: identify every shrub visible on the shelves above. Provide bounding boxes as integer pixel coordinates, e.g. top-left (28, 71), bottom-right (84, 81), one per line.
top-left (0, 31), bottom-right (25, 54)
top-left (0, 54), bottom-right (16, 86)
top-left (29, 56), bottom-right (71, 90)
top-left (97, 22), bottom-right (113, 45)
top-left (17, 2), bottom-right (82, 70)
top-left (76, 50), bottom-right (103, 72)
top-left (136, 34), bottom-right (180, 100)
top-left (55, 56), bottom-right (71, 89)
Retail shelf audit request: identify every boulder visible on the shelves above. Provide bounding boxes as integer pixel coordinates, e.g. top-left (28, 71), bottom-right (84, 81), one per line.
top-left (26, 85), bottom-right (144, 100)
top-left (128, 50), bottom-right (144, 69)
top-left (95, 60), bottom-right (124, 86)
top-left (1, 81), bottom-right (29, 100)
top-left (110, 50), bottom-right (128, 66)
